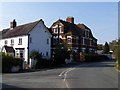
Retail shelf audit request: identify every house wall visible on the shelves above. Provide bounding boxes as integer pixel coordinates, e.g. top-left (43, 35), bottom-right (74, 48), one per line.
top-left (29, 21), bottom-right (52, 59)
top-left (51, 20), bottom-right (97, 54)
top-left (0, 35), bottom-right (28, 62)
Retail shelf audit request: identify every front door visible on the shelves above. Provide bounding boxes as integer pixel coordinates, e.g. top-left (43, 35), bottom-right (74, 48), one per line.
top-left (15, 48), bottom-right (25, 59)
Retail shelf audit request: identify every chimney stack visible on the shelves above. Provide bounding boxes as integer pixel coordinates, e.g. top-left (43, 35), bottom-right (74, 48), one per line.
top-left (10, 19), bottom-right (17, 29)
top-left (66, 16), bottom-right (74, 23)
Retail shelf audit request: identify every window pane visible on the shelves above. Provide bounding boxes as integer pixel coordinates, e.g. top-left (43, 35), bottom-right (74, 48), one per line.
top-left (47, 39), bottom-right (49, 44)
top-left (4, 40), bottom-right (7, 45)
top-left (19, 38), bottom-right (22, 45)
top-left (67, 38), bottom-right (71, 44)
top-left (30, 37), bottom-right (32, 43)
top-left (11, 39), bottom-right (14, 45)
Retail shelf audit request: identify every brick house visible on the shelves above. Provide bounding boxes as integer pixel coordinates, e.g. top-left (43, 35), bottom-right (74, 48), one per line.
top-left (50, 16), bottom-right (97, 54)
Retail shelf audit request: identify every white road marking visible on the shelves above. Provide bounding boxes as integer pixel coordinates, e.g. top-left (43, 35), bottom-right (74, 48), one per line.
top-left (59, 68), bottom-right (76, 88)
top-left (59, 69), bottom-right (68, 76)
top-left (59, 68), bottom-right (75, 76)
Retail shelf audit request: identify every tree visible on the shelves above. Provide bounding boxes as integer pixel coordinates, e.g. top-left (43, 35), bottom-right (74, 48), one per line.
top-left (103, 42), bottom-right (110, 54)
top-left (109, 39), bottom-right (120, 70)
top-left (97, 44), bottom-right (103, 50)
top-left (30, 50), bottom-right (42, 61)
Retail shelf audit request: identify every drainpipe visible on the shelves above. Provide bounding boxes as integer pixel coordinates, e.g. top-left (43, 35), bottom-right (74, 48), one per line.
top-left (28, 34), bottom-right (30, 65)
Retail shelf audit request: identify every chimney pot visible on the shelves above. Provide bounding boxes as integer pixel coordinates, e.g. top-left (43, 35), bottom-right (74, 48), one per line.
top-left (66, 16), bottom-right (74, 23)
top-left (10, 19), bottom-right (17, 29)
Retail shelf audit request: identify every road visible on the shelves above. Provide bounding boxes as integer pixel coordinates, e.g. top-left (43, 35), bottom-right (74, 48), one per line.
top-left (2, 60), bottom-right (119, 89)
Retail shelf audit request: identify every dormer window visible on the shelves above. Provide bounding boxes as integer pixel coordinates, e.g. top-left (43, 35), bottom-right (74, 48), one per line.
top-left (54, 28), bottom-right (57, 33)
top-left (59, 27), bottom-right (63, 33)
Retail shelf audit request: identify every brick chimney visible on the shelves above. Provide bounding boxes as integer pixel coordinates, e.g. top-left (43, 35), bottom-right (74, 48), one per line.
top-left (66, 16), bottom-right (74, 23)
top-left (10, 19), bottom-right (17, 29)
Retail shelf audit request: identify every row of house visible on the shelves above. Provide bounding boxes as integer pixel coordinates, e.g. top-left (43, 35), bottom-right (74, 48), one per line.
top-left (0, 16), bottom-right (97, 64)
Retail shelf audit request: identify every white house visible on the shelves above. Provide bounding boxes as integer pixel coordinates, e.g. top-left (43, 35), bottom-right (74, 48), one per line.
top-left (0, 19), bottom-right (52, 64)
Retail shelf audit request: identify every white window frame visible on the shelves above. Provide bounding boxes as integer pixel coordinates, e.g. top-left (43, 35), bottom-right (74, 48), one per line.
top-left (4, 40), bottom-right (8, 45)
top-left (11, 39), bottom-right (14, 45)
top-left (82, 37), bottom-right (85, 45)
top-left (18, 38), bottom-right (22, 45)
top-left (67, 36), bottom-right (71, 44)
top-left (54, 28), bottom-right (58, 33)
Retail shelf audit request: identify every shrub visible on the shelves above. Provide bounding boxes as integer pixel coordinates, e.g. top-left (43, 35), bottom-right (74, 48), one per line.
top-left (13, 58), bottom-right (23, 68)
top-left (30, 50), bottom-right (42, 61)
top-left (54, 48), bottom-right (67, 65)
top-left (1, 52), bottom-right (23, 73)
top-left (83, 54), bottom-right (109, 62)
top-left (35, 59), bottom-right (54, 69)
top-left (2, 53), bottom-right (14, 72)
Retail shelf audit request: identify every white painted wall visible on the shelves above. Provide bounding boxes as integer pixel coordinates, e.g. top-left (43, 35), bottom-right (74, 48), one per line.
top-left (0, 35), bottom-right (28, 62)
top-left (0, 20), bottom-right (52, 64)
top-left (29, 21), bottom-right (52, 59)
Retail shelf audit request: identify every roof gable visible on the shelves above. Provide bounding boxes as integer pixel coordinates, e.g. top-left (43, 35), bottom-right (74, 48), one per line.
top-left (51, 19), bottom-right (83, 36)
top-left (2, 19), bottom-right (42, 39)
top-left (4, 46), bottom-right (15, 53)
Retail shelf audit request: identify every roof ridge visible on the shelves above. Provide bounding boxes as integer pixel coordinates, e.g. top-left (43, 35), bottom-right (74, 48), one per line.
top-left (15, 19), bottom-right (41, 28)
top-left (2, 19), bottom-right (42, 39)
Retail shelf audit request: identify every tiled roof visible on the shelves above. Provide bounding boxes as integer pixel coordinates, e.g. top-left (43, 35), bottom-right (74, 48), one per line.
top-left (1, 19), bottom-right (42, 39)
top-left (54, 19), bottom-right (83, 36)
top-left (51, 19), bottom-right (97, 40)
top-left (4, 46), bottom-right (15, 53)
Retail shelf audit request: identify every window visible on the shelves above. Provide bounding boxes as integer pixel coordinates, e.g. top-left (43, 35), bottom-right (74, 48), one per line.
top-left (47, 38), bottom-right (49, 44)
top-left (20, 50), bottom-right (23, 58)
top-left (59, 27), bottom-right (63, 33)
top-left (82, 48), bottom-right (86, 53)
top-left (82, 37), bottom-right (85, 45)
top-left (30, 37), bottom-right (32, 43)
top-left (87, 31), bottom-right (89, 38)
top-left (76, 37), bottom-right (79, 44)
top-left (11, 39), bottom-right (14, 45)
top-left (84, 30), bottom-right (89, 38)
top-left (67, 36), bottom-right (71, 44)
top-left (46, 52), bottom-right (48, 56)
top-left (4, 40), bottom-right (7, 45)
top-left (85, 31), bottom-right (87, 37)
top-left (90, 39), bottom-right (92, 46)
top-left (54, 28), bottom-right (58, 33)
top-left (18, 38), bottom-right (22, 45)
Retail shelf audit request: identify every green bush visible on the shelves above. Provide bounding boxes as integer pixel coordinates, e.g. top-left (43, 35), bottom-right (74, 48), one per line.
top-left (2, 53), bottom-right (14, 72)
top-left (13, 58), bottom-right (23, 68)
top-left (1, 52), bottom-right (23, 73)
top-left (83, 54), bottom-right (109, 62)
top-left (54, 48), bottom-right (67, 65)
top-left (35, 58), bottom-right (54, 69)
top-left (30, 50), bottom-right (42, 61)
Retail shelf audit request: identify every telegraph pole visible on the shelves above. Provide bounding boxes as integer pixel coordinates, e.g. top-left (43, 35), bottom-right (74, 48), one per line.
top-left (57, 24), bottom-right (60, 44)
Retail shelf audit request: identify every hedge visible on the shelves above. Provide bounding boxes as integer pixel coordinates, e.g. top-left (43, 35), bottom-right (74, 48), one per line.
top-left (1, 53), bottom-right (23, 73)
top-left (83, 54), bottom-right (110, 62)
